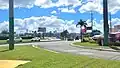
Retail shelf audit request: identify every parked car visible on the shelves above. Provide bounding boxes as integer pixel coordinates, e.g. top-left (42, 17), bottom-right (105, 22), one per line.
top-left (7, 37), bottom-right (22, 43)
top-left (31, 37), bottom-right (40, 41)
top-left (97, 32), bottom-right (120, 46)
top-left (92, 35), bottom-right (103, 41)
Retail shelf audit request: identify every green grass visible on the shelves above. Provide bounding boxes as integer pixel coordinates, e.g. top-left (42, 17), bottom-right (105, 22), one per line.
top-left (0, 40), bottom-right (7, 44)
top-left (73, 42), bottom-right (99, 47)
top-left (22, 39), bottom-right (31, 43)
top-left (0, 46), bottom-right (120, 68)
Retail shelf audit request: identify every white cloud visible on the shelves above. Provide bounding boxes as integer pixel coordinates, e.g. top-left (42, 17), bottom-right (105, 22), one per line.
top-left (0, 0), bottom-right (82, 9)
top-left (1, 16), bottom-right (120, 34)
top-left (110, 18), bottom-right (120, 26)
top-left (0, 0), bottom-right (120, 15)
top-left (0, 16), bottom-right (80, 33)
top-left (59, 8), bottom-right (76, 13)
top-left (79, 0), bottom-right (120, 14)
top-left (34, 0), bottom-right (54, 8)
top-left (35, 0), bottom-right (82, 9)
top-left (108, 0), bottom-right (120, 14)
top-left (0, 0), bottom-right (35, 9)
top-left (79, 0), bottom-right (103, 14)
top-left (51, 10), bottom-right (57, 14)
top-left (0, 21), bottom-right (9, 32)
top-left (55, 0), bottom-right (82, 8)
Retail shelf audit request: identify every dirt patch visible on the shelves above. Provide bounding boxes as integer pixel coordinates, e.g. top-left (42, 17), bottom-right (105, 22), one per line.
top-left (0, 60), bottom-right (30, 68)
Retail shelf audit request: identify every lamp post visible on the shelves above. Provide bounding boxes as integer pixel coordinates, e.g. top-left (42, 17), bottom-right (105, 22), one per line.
top-left (103, 0), bottom-right (109, 46)
top-left (9, 0), bottom-right (14, 50)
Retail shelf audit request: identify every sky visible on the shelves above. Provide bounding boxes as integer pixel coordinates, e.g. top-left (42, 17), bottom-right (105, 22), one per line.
top-left (0, 0), bottom-right (120, 34)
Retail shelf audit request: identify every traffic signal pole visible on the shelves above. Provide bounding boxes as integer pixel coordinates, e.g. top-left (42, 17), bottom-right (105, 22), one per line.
top-left (103, 0), bottom-right (109, 46)
top-left (9, 0), bottom-right (14, 50)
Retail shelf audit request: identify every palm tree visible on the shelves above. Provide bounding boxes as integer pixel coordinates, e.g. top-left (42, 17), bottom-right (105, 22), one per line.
top-left (76, 19), bottom-right (87, 42)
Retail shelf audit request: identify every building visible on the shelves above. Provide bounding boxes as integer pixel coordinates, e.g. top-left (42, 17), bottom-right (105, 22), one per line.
top-left (110, 28), bottom-right (116, 32)
top-left (114, 25), bottom-right (120, 32)
top-left (38, 27), bottom-right (46, 33)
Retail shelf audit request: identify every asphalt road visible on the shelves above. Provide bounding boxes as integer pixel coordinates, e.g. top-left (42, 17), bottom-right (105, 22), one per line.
top-left (33, 41), bottom-right (120, 61)
top-left (1, 41), bottom-right (120, 60)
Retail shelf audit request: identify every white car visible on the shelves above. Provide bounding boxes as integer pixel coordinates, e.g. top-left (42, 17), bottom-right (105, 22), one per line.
top-left (92, 35), bottom-right (103, 40)
top-left (7, 37), bottom-right (22, 43)
top-left (31, 37), bottom-right (40, 41)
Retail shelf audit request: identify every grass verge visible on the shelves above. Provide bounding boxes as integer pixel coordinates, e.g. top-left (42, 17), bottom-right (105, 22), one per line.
top-left (0, 45), bottom-right (119, 68)
top-left (73, 42), bottom-right (99, 48)
top-left (0, 40), bottom-right (7, 44)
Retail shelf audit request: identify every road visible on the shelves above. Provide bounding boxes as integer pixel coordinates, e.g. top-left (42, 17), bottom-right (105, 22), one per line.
top-left (1, 41), bottom-right (120, 60)
top-left (33, 41), bottom-right (120, 61)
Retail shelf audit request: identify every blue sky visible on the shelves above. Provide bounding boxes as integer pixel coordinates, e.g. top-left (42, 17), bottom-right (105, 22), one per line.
top-left (0, 0), bottom-right (120, 33)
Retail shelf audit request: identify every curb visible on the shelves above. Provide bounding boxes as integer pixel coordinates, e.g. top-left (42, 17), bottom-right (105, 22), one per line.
top-left (70, 43), bottom-right (120, 52)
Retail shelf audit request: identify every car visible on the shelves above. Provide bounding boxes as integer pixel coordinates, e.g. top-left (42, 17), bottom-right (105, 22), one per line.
top-left (97, 32), bottom-right (120, 46)
top-left (31, 37), bottom-right (40, 41)
top-left (7, 37), bottom-right (22, 43)
top-left (92, 35), bottom-right (103, 41)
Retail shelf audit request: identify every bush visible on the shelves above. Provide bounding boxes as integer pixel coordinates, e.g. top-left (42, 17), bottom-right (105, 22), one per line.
top-left (109, 42), bottom-right (120, 46)
top-left (0, 36), bottom-right (9, 40)
top-left (83, 37), bottom-right (89, 42)
top-left (89, 40), bottom-right (96, 43)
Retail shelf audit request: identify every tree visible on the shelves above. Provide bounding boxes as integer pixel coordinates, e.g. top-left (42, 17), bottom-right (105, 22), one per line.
top-left (60, 30), bottom-right (69, 40)
top-left (64, 30), bottom-right (69, 40)
top-left (1, 30), bottom-right (9, 34)
top-left (76, 19), bottom-right (87, 42)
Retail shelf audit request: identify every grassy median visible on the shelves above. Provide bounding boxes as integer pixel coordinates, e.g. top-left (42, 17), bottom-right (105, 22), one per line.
top-left (73, 42), bottom-right (99, 47)
top-left (0, 45), bottom-right (119, 68)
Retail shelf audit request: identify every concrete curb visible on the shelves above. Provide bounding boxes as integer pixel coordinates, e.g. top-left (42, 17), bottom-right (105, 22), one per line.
top-left (70, 43), bottom-right (120, 52)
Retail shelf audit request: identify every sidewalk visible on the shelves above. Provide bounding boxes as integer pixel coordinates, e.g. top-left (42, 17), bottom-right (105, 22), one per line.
top-left (70, 42), bottom-right (120, 52)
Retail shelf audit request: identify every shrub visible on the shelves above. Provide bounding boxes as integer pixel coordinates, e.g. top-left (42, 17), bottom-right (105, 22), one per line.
top-left (89, 39), bottom-right (96, 43)
top-left (83, 37), bottom-right (89, 42)
top-left (109, 42), bottom-right (120, 46)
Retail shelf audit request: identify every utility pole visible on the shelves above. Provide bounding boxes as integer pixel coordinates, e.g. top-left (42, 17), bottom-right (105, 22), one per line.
top-left (109, 13), bottom-right (112, 33)
top-left (9, 0), bottom-right (14, 50)
top-left (90, 11), bottom-right (93, 31)
top-left (103, 0), bottom-right (109, 46)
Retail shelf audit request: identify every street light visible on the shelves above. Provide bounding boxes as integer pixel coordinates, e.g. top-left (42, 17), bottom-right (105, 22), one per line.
top-left (9, 0), bottom-right (14, 50)
top-left (103, 0), bottom-right (109, 46)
